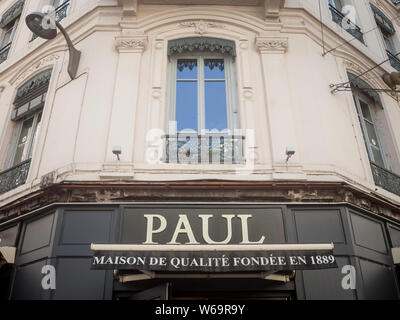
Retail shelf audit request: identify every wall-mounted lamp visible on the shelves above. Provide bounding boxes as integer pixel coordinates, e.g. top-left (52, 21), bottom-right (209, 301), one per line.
top-left (286, 147), bottom-right (295, 163)
top-left (25, 11), bottom-right (81, 80)
top-left (112, 146), bottom-right (122, 161)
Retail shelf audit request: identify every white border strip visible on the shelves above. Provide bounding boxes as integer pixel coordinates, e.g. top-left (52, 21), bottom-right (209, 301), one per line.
top-left (91, 243), bottom-right (334, 252)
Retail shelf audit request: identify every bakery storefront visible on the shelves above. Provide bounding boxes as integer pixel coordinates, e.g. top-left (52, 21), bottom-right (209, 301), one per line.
top-left (1, 200), bottom-right (399, 300)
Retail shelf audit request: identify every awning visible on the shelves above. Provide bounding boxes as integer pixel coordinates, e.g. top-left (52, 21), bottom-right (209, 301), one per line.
top-left (0, 247), bottom-right (16, 264)
top-left (393, 248), bottom-right (400, 265)
top-left (91, 243), bottom-right (336, 272)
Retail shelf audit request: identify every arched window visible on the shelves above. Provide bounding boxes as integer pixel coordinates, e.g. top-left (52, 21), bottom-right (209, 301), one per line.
top-left (165, 37), bottom-right (243, 164)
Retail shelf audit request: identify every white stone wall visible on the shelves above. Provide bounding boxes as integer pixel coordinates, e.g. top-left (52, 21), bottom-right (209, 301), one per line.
top-left (0, 0), bottom-right (399, 205)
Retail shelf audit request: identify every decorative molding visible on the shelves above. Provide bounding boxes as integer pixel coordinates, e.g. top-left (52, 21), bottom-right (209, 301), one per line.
top-left (255, 37), bottom-right (288, 53)
top-left (168, 37), bottom-right (236, 57)
top-left (12, 54), bottom-right (60, 86)
top-left (343, 60), bottom-right (397, 99)
top-left (264, 0), bottom-right (285, 22)
top-left (118, 0), bottom-right (138, 17)
top-left (115, 36), bottom-right (148, 53)
top-left (179, 20), bottom-right (226, 35)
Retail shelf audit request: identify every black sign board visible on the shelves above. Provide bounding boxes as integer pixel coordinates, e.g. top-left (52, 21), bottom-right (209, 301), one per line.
top-left (91, 249), bottom-right (337, 272)
top-left (91, 207), bottom-right (337, 272)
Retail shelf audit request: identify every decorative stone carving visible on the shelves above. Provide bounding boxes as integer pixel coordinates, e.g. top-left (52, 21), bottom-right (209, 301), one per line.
top-left (115, 36), bottom-right (148, 52)
top-left (168, 37), bottom-right (236, 57)
top-left (12, 54), bottom-right (60, 86)
top-left (256, 37), bottom-right (288, 53)
top-left (179, 20), bottom-right (226, 35)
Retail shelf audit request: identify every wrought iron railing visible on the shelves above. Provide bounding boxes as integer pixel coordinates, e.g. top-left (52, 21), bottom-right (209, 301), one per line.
top-left (370, 162), bottom-right (400, 197)
top-left (386, 50), bottom-right (400, 72)
top-left (0, 159), bottom-right (31, 195)
top-left (391, 0), bottom-right (400, 6)
top-left (163, 133), bottom-right (245, 164)
top-left (0, 43), bottom-right (11, 65)
top-left (328, 4), bottom-right (365, 44)
top-left (31, 1), bottom-right (70, 41)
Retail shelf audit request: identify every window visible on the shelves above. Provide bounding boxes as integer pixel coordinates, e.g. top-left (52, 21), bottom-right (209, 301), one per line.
top-left (0, 0), bottom-right (23, 64)
top-left (327, 0), bottom-right (364, 44)
top-left (165, 37), bottom-right (243, 164)
top-left (353, 92), bottom-right (387, 169)
top-left (170, 56), bottom-right (236, 133)
top-left (370, 3), bottom-right (400, 71)
top-left (0, 69), bottom-right (52, 195)
top-left (8, 112), bottom-right (42, 168)
top-left (349, 73), bottom-right (400, 197)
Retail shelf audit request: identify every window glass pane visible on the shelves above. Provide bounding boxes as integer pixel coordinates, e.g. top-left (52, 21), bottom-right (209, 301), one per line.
top-left (360, 100), bottom-right (372, 122)
top-left (204, 59), bottom-right (228, 131)
top-left (372, 147), bottom-right (385, 168)
top-left (176, 60), bottom-right (198, 131)
top-left (205, 81), bottom-right (228, 131)
top-left (28, 113), bottom-right (42, 159)
top-left (176, 81), bottom-right (198, 131)
top-left (365, 121), bottom-right (379, 149)
top-left (204, 59), bottom-right (225, 79)
top-left (13, 118), bottom-right (34, 166)
top-left (177, 59), bottom-right (197, 79)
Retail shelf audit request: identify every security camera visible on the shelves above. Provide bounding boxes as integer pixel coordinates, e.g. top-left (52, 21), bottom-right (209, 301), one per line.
top-left (112, 146), bottom-right (122, 161)
top-left (286, 147), bottom-right (296, 163)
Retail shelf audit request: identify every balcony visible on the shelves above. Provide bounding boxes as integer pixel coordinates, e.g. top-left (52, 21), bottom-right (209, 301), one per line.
top-left (0, 159), bottom-right (31, 196)
top-left (387, 50), bottom-right (400, 72)
top-left (370, 162), bottom-right (400, 197)
top-left (328, 4), bottom-right (365, 44)
top-left (163, 133), bottom-right (245, 164)
top-left (0, 43), bottom-right (11, 65)
top-left (31, 0), bottom-right (70, 41)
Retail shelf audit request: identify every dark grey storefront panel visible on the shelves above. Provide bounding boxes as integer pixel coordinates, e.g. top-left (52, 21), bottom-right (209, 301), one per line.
top-left (388, 225), bottom-right (400, 247)
top-left (54, 208), bottom-right (118, 256)
top-left (20, 214), bottom-right (55, 255)
top-left (293, 209), bottom-right (346, 244)
top-left (0, 224), bottom-right (19, 247)
top-left (59, 210), bottom-right (113, 245)
top-left (348, 211), bottom-right (393, 265)
top-left (300, 256), bottom-right (356, 300)
top-left (121, 206), bottom-right (287, 245)
top-left (358, 258), bottom-right (399, 300)
top-left (52, 257), bottom-right (108, 300)
top-left (350, 213), bottom-right (387, 254)
top-left (12, 259), bottom-right (47, 300)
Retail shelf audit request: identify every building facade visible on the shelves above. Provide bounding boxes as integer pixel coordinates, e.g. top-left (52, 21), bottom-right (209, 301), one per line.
top-left (0, 0), bottom-right (400, 300)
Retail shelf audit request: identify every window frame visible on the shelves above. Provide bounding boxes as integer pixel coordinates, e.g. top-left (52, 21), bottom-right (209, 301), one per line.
top-left (353, 90), bottom-right (389, 169)
top-left (6, 110), bottom-right (42, 169)
top-left (166, 52), bottom-right (239, 134)
top-left (0, 17), bottom-right (19, 50)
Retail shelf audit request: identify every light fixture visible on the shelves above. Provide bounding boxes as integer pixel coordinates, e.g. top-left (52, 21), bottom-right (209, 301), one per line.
top-left (382, 72), bottom-right (400, 91)
top-left (112, 146), bottom-right (122, 161)
top-left (286, 147), bottom-right (295, 163)
top-left (25, 12), bottom-right (81, 80)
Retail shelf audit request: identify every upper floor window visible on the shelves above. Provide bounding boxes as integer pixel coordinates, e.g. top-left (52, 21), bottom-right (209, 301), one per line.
top-left (327, 0), bottom-right (365, 44)
top-left (0, 0), bottom-right (25, 64)
top-left (370, 3), bottom-right (400, 71)
top-left (164, 37), bottom-right (243, 164)
top-left (0, 69), bottom-right (52, 196)
top-left (349, 73), bottom-right (400, 197)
